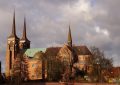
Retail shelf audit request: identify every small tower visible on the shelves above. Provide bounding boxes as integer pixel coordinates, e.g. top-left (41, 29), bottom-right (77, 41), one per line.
top-left (67, 25), bottom-right (72, 47)
top-left (5, 12), bottom-right (20, 78)
top-left (19, 17), bottom-right (30, 49)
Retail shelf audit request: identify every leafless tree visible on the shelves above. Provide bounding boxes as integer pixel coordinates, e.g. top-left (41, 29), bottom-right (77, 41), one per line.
top-left (89, 46), bottom-right (113, 82)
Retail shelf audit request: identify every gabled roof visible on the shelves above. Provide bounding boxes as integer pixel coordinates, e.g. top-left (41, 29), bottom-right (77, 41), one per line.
top-left (45, 47), bottom-right (61, 56)
top-left (24, 48), bottom-right (46, 57)
top-left (24, 45), bottom-right (91, 58)
top-left (73, 45), bottom-right (92, 55)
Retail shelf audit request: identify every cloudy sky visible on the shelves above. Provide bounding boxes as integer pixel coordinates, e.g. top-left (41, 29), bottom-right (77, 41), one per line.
top-left (0, 0), bottom-right (120, 72)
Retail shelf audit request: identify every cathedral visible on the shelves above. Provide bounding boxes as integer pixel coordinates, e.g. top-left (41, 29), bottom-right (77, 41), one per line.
top-left (5, 13), bottom-right (92, 81)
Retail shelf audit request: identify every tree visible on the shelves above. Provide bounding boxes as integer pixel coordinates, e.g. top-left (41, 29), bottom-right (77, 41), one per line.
top-left (22, 54), bottom-right (29, 81)
top-left (10, 54), bottom-right (21, 85)
top-left (34, 51), bottom-right (46, 80)
top-left (89, 46), bottom-right (113, 82)
top-left (11, 51), bottom-right (28, 85)
top-left (47, 56), bottom-right (65, 81)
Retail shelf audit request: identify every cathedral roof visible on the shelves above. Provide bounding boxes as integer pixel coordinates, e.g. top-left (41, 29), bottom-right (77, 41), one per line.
top-left (45, 47), bottom-right (61, 56)
top-left (73, 46), bottom-right (92, 55)
top-left (24, 45), bottom-right (91, 58)
top-left (24, 48), bottom-right (46, 57)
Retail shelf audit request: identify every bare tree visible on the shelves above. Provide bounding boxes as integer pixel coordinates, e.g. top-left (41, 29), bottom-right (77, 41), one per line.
top-left (22, 55), bottom-right (29, 81)
top-left (11, 51), bottom-right (28, 85)
top-left (11, 53), bottom-right (22, 85)
top-left (89, 46), bottom-right (113, 82)
top-left (47, 56), bottom-right (65, 81)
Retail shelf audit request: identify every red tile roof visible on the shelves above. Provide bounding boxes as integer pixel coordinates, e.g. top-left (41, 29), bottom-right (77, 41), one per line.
top-left (110, 67), bottom-right (120, 77)
top-left (102, 67), bottom-right (120, 78)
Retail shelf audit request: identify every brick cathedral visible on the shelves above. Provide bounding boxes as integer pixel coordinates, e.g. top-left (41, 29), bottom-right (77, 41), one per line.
top-left (5, 13), bottom-right (92, 81)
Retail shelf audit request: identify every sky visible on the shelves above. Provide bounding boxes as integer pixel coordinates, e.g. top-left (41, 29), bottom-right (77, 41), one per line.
top-left (0, 0), bottom-right (120, 72)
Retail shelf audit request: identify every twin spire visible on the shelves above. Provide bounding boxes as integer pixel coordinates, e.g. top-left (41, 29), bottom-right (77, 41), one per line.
top-left (10, 12), bottom-right (72, 46)
top-left (12, 12), bottom-right (16, 36)
top-left (9, 12), bottom-right (29, 41)
top-left (9, 12), bottom-right (17, 38)
top-left (21, 18), bottom-right (27, 40)
top-left (21, 17), bottom-right (30, 42)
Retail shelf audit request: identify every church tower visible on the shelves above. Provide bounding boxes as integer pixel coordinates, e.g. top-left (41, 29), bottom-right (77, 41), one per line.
top-left (5, 12), bottom-right (20, 78)
top-left (19, 17), bottom-right (30, 49)
top-left (67, 25), bottom-right (72, 47)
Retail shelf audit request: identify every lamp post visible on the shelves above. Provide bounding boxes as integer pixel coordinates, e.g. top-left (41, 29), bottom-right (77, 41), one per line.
top-left (96, 58), bottom-right (101, 83)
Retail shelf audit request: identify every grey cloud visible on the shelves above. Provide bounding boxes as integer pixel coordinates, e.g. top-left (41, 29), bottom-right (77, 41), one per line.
top-left (0, 0), bottom-right (120, 72)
